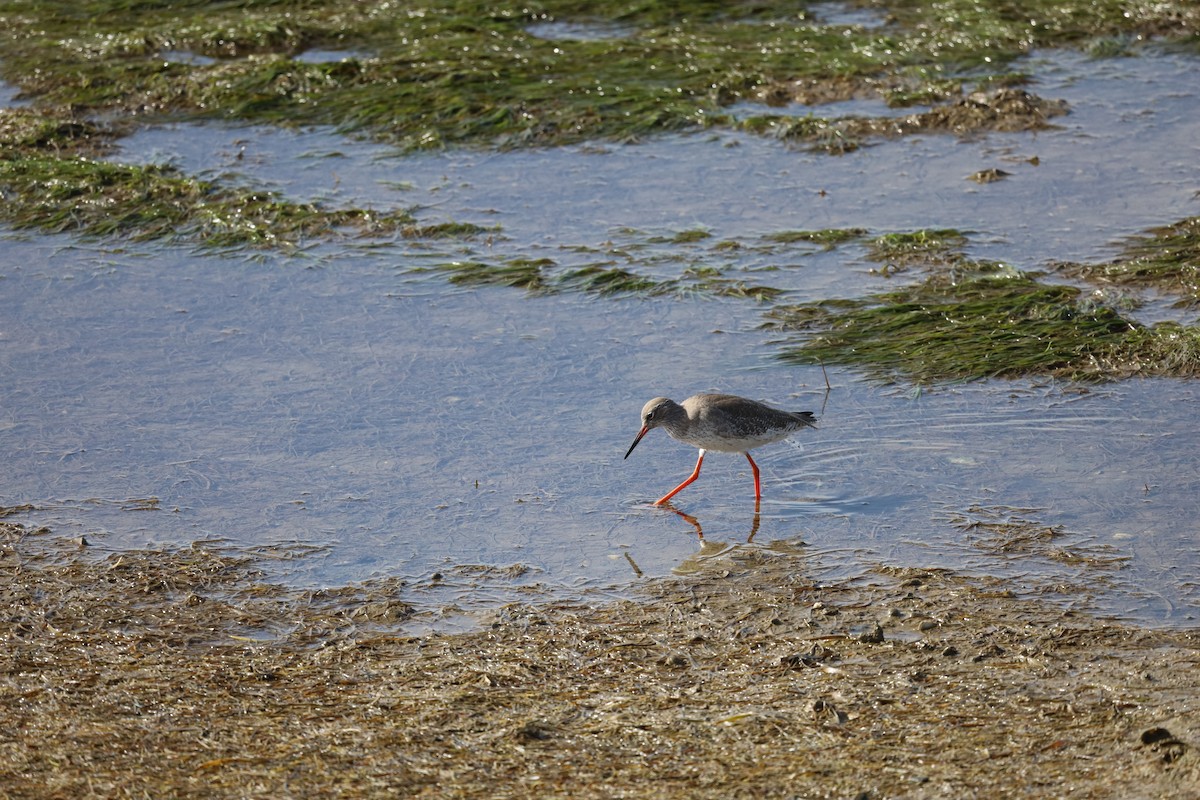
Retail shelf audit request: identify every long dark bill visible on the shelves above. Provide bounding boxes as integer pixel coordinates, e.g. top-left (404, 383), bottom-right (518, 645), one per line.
top-left (624, 426), bottom-right (649, 460)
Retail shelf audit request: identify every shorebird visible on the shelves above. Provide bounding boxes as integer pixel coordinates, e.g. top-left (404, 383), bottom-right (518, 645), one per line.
top-left (624, 393), bottom-right (816, 505)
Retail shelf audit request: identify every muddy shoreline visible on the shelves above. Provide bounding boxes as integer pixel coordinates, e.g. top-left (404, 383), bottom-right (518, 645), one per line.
top-left (2, 521), bottom-right (1197, 798)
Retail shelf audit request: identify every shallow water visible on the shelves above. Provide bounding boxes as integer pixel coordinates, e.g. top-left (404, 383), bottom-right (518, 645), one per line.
top-left (114, 48), bottom-right (1200, 270)
top-left (3, 48), bottom-right (1199, 625)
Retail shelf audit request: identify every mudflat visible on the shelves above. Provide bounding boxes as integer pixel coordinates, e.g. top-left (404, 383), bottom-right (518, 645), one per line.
top-left (2, 522), bottom-right (1197, 798)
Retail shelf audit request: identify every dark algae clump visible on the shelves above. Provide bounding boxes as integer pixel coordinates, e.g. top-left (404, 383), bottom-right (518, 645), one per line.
top-left (768, 222), bottom-right (1200, 383)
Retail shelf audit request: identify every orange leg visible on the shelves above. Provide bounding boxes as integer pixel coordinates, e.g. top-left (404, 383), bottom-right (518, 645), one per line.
top-left (654, 450), bottom-right (705, 506)
top-left (745, 452), bottom-right (761, 501)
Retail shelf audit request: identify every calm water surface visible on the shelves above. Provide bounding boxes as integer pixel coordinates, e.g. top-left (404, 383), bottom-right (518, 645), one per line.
top-left (2, 49), bottom-right (1198, 625)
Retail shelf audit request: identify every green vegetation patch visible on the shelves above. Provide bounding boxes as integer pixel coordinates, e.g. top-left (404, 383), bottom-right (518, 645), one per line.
top-left (767, 257), bottom-right (1200, 383)
top-left (430, 224), bottom-right (864, 299)
top-left (437, 256), bottom-right (782, 299)
top-left (767, 268), bottom-right (1135, 382)
top-left (558, 264), bottom-right (664, 295)
top-left (0, 107), bottom-right (108, 154)
top-left (0, 153), bottom-right (423, 249)
top-left (440, 258), bottom-right (554, 292)
top-left (0, 107), bottom-right (490, 249)
top-left (867, 228), bottom-right (969, 266)
top-left (737, 86), bottom-right (1068, 153)
top-left (767, 221), bottom-right (1200, 383)
top-left (898, 85), bottom-right (1061, 145)
top-left (0, 0), bottom-right (1194, 153)
top-left (1057, 216), bottom-right (1200, 307)
top-left (763, 228), bottom-right (869, 249)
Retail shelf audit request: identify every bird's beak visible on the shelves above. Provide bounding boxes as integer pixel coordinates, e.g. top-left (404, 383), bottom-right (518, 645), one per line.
top-left (624, 426), bottom-right (649, 460)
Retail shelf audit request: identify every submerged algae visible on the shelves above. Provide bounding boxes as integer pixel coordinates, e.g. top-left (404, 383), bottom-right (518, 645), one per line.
top-left (1058, 217), bottom-right (1200, 308)
top-left (768, 220), bottom-right (1200, 383)
top-left (768, 268), bottom-right (1140, 382)
top-left (0, 0), bottom-right (1194, 152)
top-left (0, 107), bottom-right (489, 249)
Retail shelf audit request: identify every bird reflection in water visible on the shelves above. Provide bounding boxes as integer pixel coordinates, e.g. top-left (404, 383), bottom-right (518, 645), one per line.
top-left (654, 502), bottom-right (764, 576)
top-left (657, 500), bottom-right (762, 543)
